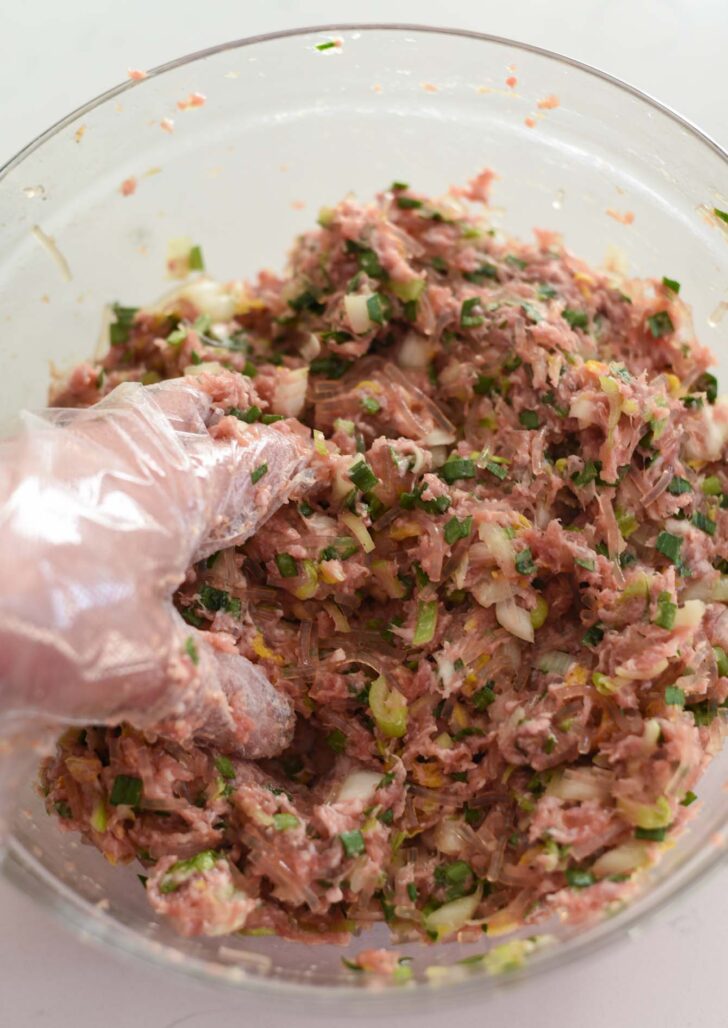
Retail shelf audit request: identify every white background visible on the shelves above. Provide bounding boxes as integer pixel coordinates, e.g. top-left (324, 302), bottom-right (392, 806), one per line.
top-left (1, 1), bottom-right (727, 1025)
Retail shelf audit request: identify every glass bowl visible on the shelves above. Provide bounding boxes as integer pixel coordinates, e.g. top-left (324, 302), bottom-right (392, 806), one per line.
top-left (2, 24), bottom-right (728, 1005)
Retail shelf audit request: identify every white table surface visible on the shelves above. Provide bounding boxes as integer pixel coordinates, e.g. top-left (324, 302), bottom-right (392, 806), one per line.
top-left (1, 1), bottom-right (727, 1025)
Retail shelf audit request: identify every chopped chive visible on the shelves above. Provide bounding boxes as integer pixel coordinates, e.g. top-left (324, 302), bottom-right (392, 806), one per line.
top-left (396, 196), bottom-right (423, 210)
top-left (184, 635), bottom-right (199, 665)
top-left (460, 297), bottom-right (485, 328)
top-left (109, 304), bottom-right (139, 346)
top-left (190, 351), bottom-right (202, 365)
top-left (662, 276), bottom-right (680, 294)
top-left (505, 255), bottom-right (527, 270)
top-left (110, 775), bottom-right (143, 807)
top-left (520, 301), bottom-right (543, 324)
top-left (646, 311), bottom-right (674, 338)
top-left (538, 283), bottom-right (558, 300)
top-left (251, 462), bottom-right (268, 484)
top-left (406, 882), bottom-right (418, 902)
top-left (340, 829), bottom-right (365, 857)
top-left (391, 181), bottom-right (409, 191)
top-left (680, 791), bottom-right (697, 807)
top-left (261, 413), bottom-right (285, 424)
top-left (518, 410), bottom-right (541, 429)
top-left (714, 208), bottom-right (728, 224)
top-left (444, 515), bottom-right (473, 546)
top-left (275, 553), bottom-right (299, 578)
top-left (315, 40), bottom-right (336, 51)
top-left (575, 557), bottom-right (596, 572)
top-left (166, 326), bottom-right (188, 346)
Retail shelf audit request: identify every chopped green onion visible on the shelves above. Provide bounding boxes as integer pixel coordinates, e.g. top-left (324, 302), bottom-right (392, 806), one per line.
top-left (275, 553), bottom-right (299, 578)
top-left (665, 685), bottom-right (685, 707)
top-left (349, 460), bottom-right (379, 492)
top-left (667, 476), bottom-right (692, 495)
top-left (391, 181), bottom-right (409, 191)
top-left (714, 208), bottom-right (728, 224)
top-left (215, 756), bottom-right (235, 780)
top-left (518, 410), bottom-right (541, 429)
top-left (356, 248), bottom-right (384, 279)
top-left (110, 775), bottom-right (142, 807)
top-left (273, 813), bottom-right (300, 830)
top-left (188, 245), bottom-right (204, 271)
top-left (366, 292), bottom-right (391, 325)
top-left (694, 372), bottom-right (718, 404)
top-left (484, 458), bottom-right (508, 481)
top-left (109, 304), bottom-right (140, 346)
top-left (463, 263), bottom-right (498, 284)
top-left (315, 40), bottom-right (336, 51)
top-left (326, 729), bottom-right (347, 754)
top-left (714, 646), bottom-right (728, 676)
top-left (565, 868), bottom-right (595, 889)
top-left (407, 882), bottom-right (418, 902)
top-left (680, 791), bottom-right (697, 807)
top-left (444, 515), bottom-right (473, 546)
top-left (562, 308), bottom-right (588, 330)
top-left (289, 289), bottom-right (326, 315)
top-left (691, 511), bottom-right (716, 536)
top-left (460, 297), bottom-right (485, 328)
top-left (635, 826), bottom-right (668, 842)
top-left (184, 636), bottom-right (199, 665)
top-left (230, 405), bottom-right (262, 423)
top-left (654, 591), bottom-right (677, 630)
top-left (199, 584), bottom-right (240, 615)
top-left (575, 557), bottom-right (596, 572)
top-left (413, 600), bottom-right (438, 646)
top-left (472, 682), bottom-right (496, 710)
top-left (474, 374), bottom-right (498, 396)
top-left (538, 283), bottom-right (558, 300)
top-left (159, 851), bottom-right (219, 894)
top-left (702, 475), bottom-right (722, 496)
top-left (505, 255), bottom-right (527, 270)
top-left (515, 548), bottom-right (537, 576)
top-left (571, 461), bottom-right (601, 487)
top-left (361, 394), bottom-right (381, 415)
top-left (396, 196), bottom-right (423, 210)
top-left (309, 354), bottom-right (353, 378)
top-left (520, 301), bottom-right (543, 324)
top-left (662, 276), bottom-right (680, 294)
top-left (655, 531), bottom-right (683, 565)
top-left (251, 462), bottom-right (268, 484)
top-left (646, 311), bottom-right (674, 338)
top-left (340, 829), bottom-right (365, 857)
top-left (582, 623), bottom-right (604, 646)
top-left (439, 457), bottom-right (476, 484)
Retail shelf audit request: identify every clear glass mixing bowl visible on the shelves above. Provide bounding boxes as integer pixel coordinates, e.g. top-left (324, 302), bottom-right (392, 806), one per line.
top-left (1, 24), bottom-right (728, 1006)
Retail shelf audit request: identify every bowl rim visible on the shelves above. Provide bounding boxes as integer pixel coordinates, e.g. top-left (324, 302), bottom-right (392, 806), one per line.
top-left (3, 21), bottom-right (728, 1006)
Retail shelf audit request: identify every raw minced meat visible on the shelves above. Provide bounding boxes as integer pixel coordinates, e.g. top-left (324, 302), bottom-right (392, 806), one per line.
top-left (42, 175), bottom-right (728, 946)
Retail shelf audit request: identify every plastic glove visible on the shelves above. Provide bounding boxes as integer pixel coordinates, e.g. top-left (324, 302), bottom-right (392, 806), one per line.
top-left (0, 373), bottom-right (311, 759)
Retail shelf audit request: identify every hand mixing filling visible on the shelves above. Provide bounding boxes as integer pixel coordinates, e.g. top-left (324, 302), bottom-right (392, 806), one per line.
top-left (42, 178), bottom-right (728, 945)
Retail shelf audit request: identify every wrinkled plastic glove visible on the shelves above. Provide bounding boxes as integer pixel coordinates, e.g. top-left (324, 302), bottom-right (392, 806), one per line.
top-left (0, 375), bottom-right (311, 759)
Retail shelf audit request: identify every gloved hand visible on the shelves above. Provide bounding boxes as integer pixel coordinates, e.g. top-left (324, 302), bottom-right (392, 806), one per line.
top-left (0, 373), bottom-right (311, 759)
